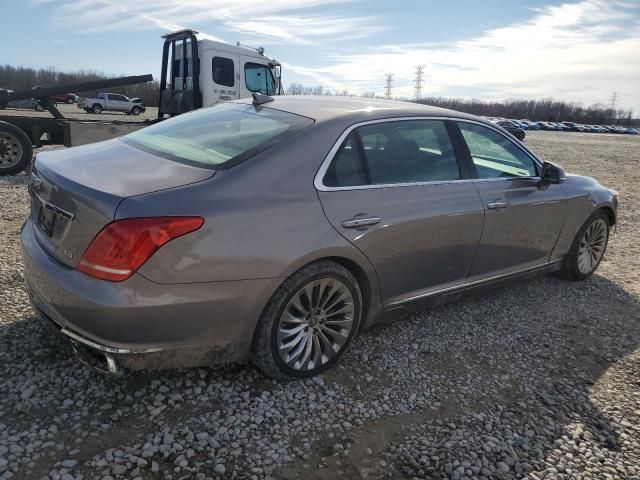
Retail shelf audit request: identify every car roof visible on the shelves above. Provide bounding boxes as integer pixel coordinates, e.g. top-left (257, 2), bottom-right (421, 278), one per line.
top-left (232, 95), bottom-right (485, 125)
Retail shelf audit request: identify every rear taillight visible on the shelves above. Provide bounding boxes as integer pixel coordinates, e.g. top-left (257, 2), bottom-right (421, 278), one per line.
top-left (77, 217), bottom-right (204, 282)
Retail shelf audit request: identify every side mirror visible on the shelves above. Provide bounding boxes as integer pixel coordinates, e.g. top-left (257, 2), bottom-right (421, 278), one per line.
top-left (540, 161), bottom-right (565, 184)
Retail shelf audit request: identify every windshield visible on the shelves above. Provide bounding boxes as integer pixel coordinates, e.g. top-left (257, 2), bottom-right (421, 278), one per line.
top-left (124, 103), bottom-right (313, 168)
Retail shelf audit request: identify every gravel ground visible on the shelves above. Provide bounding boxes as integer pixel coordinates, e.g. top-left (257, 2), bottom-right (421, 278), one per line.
top-left (0, 131), bottom-right (639, 480)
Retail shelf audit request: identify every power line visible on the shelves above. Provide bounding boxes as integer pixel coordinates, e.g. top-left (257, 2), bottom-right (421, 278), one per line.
top-left (414, 65), bottom-right (425, 101)
top-left (384, 73), bottom-right (394, 100)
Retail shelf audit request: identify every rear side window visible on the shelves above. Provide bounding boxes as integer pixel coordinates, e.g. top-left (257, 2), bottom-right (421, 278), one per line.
top-left (458, 122), bottom-right (537, 178)
top-left (359, 120), bottom-right (459, 184)
top-left (245, 63), bottom-right (275, 95)
top-left (212, 57), bottom-right (234, 87)
top-left (124, 103), bottom-right (313, 168)
top-left (324, 133), bottom-right (369, 187)
top-left (325, 120), bottom-right (459, 187)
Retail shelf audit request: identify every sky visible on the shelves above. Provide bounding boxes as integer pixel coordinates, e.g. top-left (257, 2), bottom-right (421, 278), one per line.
top-left (2, 0), bottom-right (639, 112)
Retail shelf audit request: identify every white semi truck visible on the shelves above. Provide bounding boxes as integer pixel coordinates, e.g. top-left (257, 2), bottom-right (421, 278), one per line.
top-left (158, 29), bottom-right (282, 117)
top-left (0, 29), bottom-right (283, 175)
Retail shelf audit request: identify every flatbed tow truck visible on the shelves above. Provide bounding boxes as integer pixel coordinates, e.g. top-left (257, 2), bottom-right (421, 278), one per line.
top-left (0, 29), bottom-right (283, 175)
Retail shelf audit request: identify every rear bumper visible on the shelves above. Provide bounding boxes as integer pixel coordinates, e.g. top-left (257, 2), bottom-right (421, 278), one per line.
top-left (21, 219), bottom-right (281, 371)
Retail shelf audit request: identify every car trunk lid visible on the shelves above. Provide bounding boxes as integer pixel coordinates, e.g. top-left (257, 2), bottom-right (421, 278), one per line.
top-left (29, 138), bottom-right (214, 268)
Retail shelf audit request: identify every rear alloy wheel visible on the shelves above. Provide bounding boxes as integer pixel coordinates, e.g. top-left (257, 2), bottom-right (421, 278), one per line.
top-left (92, 104), bottom-right (103, 114)
top-left (35, 103), bottom-right (45, 112)
top-left (131, 106), bottom-right (141, 116)
top-left (66, 97), bottom-right (75, 104)
top-left (252, 261), bottom-right (362, 379)
top-left (0, 123), bottom-right (32, 176)
top-left (558, 211), bottom-right (610, 280)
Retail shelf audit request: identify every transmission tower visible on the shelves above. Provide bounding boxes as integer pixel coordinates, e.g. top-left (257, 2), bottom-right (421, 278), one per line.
top-left (384, 73), bottom-right (394, 99)
top-left (413, 65), bottom-right (425, 101)
top-left (609, 91), bottom-right (619, 111)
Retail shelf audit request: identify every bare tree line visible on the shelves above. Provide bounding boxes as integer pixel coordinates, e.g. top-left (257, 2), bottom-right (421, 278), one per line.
top-left (287, 82), bottom-right (637, 126)
top-left (1, 65), bottom-right (635, 126)
top-left (0, 65), bottom-right (161, 106)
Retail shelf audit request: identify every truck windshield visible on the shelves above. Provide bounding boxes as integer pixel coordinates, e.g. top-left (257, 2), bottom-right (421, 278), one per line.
top-left (124, 103), bottom-right (313, 168)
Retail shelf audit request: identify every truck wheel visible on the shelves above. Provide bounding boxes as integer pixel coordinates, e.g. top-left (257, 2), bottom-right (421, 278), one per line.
top-left (0, 122), bottom-right (33, 176)
top-left (35, 103), bottom-right (45, 112)
top-left (66, 97), bottom-right (75, 104)
top-left (131, 106), bottom-right (141, 116)
top-left (92, 104), bottom-right (103, 114)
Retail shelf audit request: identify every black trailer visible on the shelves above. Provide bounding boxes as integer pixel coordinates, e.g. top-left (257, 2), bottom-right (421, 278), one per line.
top-left (0, 75), bottom-right (155, 175)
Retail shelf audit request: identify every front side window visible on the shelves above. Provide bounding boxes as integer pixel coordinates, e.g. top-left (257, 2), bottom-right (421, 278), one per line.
top-left (125, 103), bottom-right (313, 168)
top-left (212, 56), bottom-right (234, 87)
top-left (458, 122), bottom-right (537, 178)
top-left (245, 63), bottom-right (275, 95)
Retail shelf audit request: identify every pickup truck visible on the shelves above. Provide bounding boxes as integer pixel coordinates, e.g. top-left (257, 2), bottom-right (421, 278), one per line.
top-left (77, 93), bottom-right (146, 115)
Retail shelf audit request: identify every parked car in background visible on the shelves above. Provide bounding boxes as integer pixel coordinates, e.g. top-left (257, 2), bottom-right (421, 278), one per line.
top-left (493, 119), bottom-right (526, 140)
top-left (536, 122), bottom-right (555, 131)
top-left (562, 122), bottom-right (587, 132)
top-left (3, 88), bottom-right (47, 112)
top-left (520, 120), bottom-right (540, 130)
top-left (509, 120), bottom-right (528, 129)
top-left (51, 93), bottom-right (76, 104)
top-left (22, 96), bottom-right (618, 378)
top-left (77, 93), bottom-right (146, 115)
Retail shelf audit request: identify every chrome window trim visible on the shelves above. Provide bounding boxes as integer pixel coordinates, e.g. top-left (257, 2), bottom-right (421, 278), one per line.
top-left (314, 116), bottom-right (543, 192)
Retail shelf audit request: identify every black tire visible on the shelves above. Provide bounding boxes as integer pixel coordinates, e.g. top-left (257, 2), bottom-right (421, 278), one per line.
top-left (251, 260), bottom-right (362, 379)
top-left (66, 97), bottom-right (75, 104)
top-left (0, 122), bottom-right (33, 176)
top-left (35, 103), bottom-right (45, 112)
top-left (131, 106), bottom-right (141, 116)
top-left (558, 210), bottom-right (610, 281)
top-left (92, 104), bottom-right (103, 114)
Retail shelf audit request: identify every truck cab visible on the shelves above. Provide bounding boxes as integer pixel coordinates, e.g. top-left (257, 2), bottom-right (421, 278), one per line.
top-left (159, 29), bottom-right (282, 118)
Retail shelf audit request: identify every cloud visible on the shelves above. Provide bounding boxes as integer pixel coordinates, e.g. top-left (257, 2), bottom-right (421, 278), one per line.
top-left (43, 0), bottom-right (381, 46)
top-left (286, 0), bottom-right (640, 111)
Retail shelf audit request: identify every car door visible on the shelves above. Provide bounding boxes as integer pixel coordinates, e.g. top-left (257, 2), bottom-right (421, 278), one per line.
top-left (107, 94), bottom-right (126, 111)
top-left (455, 121), bottom-right (567, 281)
top-left (317, 118), bottom-right (485, 307)
top-left (201, 51), bottom-right (239, 106)
top-left (240, 57), bottom-right (276, 98)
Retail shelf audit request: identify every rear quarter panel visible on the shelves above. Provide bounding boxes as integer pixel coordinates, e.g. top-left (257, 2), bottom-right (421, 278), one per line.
top-left (115, 122), bottom-right (383, 318)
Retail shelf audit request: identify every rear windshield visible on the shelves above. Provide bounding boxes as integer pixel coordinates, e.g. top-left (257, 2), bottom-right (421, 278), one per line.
top-left (124, 103), bottom-right (314, 168)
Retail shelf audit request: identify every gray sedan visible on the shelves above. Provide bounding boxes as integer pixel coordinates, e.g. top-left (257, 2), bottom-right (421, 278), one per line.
top-left (21, 96), bottom-right (618, 378)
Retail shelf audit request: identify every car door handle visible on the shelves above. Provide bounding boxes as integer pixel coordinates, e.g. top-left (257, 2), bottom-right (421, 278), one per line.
top-left (341, 216), bottom-right (381, 228)
top-left (487, 201), bottom-right (511, 210)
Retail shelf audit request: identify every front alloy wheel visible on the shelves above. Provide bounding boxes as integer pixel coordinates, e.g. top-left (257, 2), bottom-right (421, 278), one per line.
top-left (577, 218), bottom-right (608, 275)
top-left (558, 211), bottom-right (610, 280)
